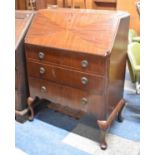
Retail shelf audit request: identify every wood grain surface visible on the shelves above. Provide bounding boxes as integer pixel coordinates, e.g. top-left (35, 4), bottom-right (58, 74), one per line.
top-left (25, 9), bottom-right (127, 56)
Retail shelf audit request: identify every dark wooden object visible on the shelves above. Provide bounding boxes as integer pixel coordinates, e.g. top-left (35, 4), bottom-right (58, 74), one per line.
top-left (15, 0), bottom-right (27, 10)
top-left (58, 0), bottom-right (86, 8)
top-left (93, 0), bottom-right (117, 10)
top-left (25, 8), bottom-right (129, 149)
top-left (15, 10), bottom-right (34, 122)
top-left (57, 0), bottom-right (117, 10)
top-left (33, 0), bottom-right (57, 10)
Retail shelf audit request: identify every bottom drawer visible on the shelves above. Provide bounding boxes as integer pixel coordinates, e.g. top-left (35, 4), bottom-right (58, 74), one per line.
top-left (29, 77), bottom-right (106, 118)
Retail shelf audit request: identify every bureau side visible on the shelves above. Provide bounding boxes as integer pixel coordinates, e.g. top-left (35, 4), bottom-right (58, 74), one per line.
top-left (107, 14), bottom-right (130, 116)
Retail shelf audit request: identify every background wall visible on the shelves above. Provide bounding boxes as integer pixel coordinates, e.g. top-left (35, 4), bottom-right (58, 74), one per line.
top-left (117, 0), bottom-right (140, 35)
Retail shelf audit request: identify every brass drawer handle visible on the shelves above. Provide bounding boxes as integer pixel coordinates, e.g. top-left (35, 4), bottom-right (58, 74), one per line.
top-left (40, 67), bottom-right (46, 74)
top-left (81, 77), bottom-right (88, 85)
top-left (41, 86), bottom-right (47, 93)
top-left (38, 52), bottom-right (45, 60)
top-left (81, 97), bottom-right (88, 105)
top-left (81, 60), bottom-right (88, 68)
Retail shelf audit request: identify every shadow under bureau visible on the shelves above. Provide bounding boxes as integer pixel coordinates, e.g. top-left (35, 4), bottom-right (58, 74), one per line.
top-left (24, 8), bottom-right (129, 149)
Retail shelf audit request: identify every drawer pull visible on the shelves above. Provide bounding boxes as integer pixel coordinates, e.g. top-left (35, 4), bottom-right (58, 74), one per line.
top-left (41, 86), bottom-right (47, 93)
top-left (38, 52), bottom-right (45, 60)
top-left (81, 77), bottom-right (88, 85)
top-left (81, 97), bottom-right (88, 105)
top-left (40, 67), bottom-right (46, 74)
top-left (81, 60), bottom-right (88, 68)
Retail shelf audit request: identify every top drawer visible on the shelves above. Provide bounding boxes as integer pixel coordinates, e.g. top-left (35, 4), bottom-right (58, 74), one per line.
top-left (25, 45), bottom-right (107, 75)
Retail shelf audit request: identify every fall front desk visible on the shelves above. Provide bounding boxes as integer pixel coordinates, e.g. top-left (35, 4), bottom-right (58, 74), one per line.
top-left (15, 8), bottom-right (129, 149)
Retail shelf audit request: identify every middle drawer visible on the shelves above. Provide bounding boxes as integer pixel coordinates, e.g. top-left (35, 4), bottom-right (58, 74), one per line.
top-left (27, 60), bottom-right (105, 94)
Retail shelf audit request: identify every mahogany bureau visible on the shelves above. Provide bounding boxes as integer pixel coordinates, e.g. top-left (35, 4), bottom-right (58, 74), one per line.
top-left (15, 10), bottom-right (34, 122)
top-left (25, 8), bottom-right (129, 149)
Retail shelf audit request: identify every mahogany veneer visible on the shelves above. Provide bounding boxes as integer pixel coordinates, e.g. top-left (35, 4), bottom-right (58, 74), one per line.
top-left (25, 8), bottom-right (129, 149)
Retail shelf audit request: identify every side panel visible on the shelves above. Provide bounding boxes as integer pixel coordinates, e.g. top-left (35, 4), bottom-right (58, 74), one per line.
top-left (107, 15), bottom-right (130, 116)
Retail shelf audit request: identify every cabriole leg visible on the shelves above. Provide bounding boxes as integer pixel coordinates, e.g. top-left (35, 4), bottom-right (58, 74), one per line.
top-left (117, 100), bottom-right (125, 122)
top-left (100, 129), bottom-right (107, 150)
top-left (97, 99), bottom-right (126, 150)
top-left (97, 120), bottom-right (109, 150)
top-left (27, 97), bottom-right (35, 121)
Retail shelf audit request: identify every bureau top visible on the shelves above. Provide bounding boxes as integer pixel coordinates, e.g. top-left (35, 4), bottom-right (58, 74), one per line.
top-left (25, 8), bottom-right (129, 56)
top-left (15, 10), bottom-right (34, 50)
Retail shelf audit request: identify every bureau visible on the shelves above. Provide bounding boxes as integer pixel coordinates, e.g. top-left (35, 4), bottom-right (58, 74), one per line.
top-left (25, 8), bottom-right (129, 149)
top-left (15, 10), bottom-right (34, 122)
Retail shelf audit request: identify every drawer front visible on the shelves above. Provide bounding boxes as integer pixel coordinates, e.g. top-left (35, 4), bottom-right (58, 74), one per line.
top-left (27, 61), bottom-right (105, 94)
top-left (29, 77), bottom-right (106, 118)
top-left (25, 45), bottom-right (107, 75)
top-left (29, 77), bottom-right (89, 111)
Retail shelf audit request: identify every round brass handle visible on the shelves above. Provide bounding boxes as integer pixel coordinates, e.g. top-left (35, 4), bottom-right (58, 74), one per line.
top-left (41, 86), bottom-right (47, 93)
top-left (38, 52), bottom-right (45, 60)
top-left (81, 60), bottom-right (88, 68)
top-left (40, 67), bottom-right (45, 74)
top-left (81, 77), bottom-right (88, 85)
top-left (81, 97), bottom-right (88, 105)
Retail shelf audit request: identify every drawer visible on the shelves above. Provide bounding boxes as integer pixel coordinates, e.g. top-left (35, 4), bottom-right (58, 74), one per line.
top-left (29, 77), bottom-right (89, 112)
top-left (29, 77), bottom-right (106, 118)
top-left (27, 61), bottom-right (105, 94)
top-left (25, 45), bottom-right (107, 75)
